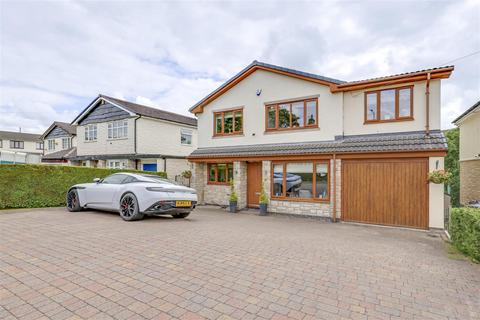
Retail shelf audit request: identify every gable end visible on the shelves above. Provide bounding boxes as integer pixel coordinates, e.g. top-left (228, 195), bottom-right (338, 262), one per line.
top-left (45, 126), bottom-right (70, 139)
top-left (79, 101), bottom-right (132, 125)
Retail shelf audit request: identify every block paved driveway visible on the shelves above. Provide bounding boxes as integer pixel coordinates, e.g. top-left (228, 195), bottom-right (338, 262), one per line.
top-left (0, 207), bottom-right (479, 320)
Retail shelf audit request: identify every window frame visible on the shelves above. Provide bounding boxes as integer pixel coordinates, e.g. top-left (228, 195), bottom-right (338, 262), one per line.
top-left (36, 142), bottom-right (43, 150)
top-left (213, 108), bottom-right (243, 136)
top-left (270, 160), bottom-right (330, 202)
top-left (180, 129), bottom-right (193, 145)
top-left (84, 124), bottom-right (98, 141)
top-left (207, 163), bottom-right (234, 185)
top-left (62, 137), bottom-right (71, 149)
top-left (47, 139), bottom-right (55, 151)
top-left (364, 85), bottom-right (414, 124)
top-left (265, 98), bottom-right (318, 132)
top-left (107, 120), bottom-right (128, 139)
top-left (0, 139), bottom-right (2, 148)
top-left (10, 140), bottom-right (24, 149)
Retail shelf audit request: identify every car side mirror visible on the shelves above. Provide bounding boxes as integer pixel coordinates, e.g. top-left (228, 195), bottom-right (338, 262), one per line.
top-left (93, 178), bottom-right (101, 183)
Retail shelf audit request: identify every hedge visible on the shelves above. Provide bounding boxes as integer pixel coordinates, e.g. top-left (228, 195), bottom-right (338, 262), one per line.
top-left (0, 164), bottom-right (167, 209)
top-left (449, 207), bottom-right (480, 262)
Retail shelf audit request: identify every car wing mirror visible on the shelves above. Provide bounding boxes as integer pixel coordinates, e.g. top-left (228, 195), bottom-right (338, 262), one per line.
top-left (93, 178), bottom-right (101, 183)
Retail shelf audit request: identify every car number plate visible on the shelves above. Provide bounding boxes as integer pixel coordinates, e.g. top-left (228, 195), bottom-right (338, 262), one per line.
top-left (175, 200), bottom-right (191, 207)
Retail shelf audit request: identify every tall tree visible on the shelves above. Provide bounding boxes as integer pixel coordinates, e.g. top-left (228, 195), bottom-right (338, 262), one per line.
top-left (444, 128), bottom-right (460, 207)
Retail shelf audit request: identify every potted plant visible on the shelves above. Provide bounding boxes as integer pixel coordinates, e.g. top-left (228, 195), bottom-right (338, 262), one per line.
top-left (229, 179), bottom-right (238, 213)
top-left (428, 170), bottom-right (451, 184)
top-left (259, 186), bottom-right (268, 216)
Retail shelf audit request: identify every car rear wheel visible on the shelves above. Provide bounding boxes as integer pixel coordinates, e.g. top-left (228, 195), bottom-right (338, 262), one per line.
top-left (172, 212), bottom-right (190, 219)
top-left (66, 189), bottom-right (81, 212)
top-left (119, 193), bottom-right (144, 221)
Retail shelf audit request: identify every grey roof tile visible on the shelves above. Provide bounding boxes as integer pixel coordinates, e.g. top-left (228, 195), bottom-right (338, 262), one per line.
top-left (42, 147), bottom-right (77, 160)
top-left (189, 130), bottom-right (447, 158)
top-left (0, 130), bottom-right (42, 142)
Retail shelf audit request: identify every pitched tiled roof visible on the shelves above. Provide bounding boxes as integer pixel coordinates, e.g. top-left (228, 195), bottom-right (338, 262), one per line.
top-left (41, 121), bottom-right (76, 139)
top-left (189, 61), bottom-right (345, 113)
top-left (338, 66), bottom-right (454, 86)
top-left (68, 153), bottom-right (186, 160)
top-left (42, 147), bottom-right (77, 160)
top-left (452, 100), bottom-right (480, 124)
top-left (0, 130), bottom-right (42, 142)
top-left (189, 130), bottom-right (447, 158)
top-left (100, 95), bottom-right (197, 127)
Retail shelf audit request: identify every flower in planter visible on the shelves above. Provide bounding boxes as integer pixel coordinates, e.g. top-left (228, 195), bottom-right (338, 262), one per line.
top-left (181, 170), bottom-right (192, 179)
top-left (259, 186), bottom-right (268, 205)
top-left (428, 170), bottom-right (451, 184)
top-left (229, 179), bottom-right (238, 202)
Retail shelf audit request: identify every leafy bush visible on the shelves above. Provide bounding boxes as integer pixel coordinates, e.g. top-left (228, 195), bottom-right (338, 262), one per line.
top-left (449, 207), bottom-right (480, 262)
top-left (259, 185), bottom-right (268, 205)
top-left (229, 179), bottom-right (238, 202)
top-left (0, 164), bottom-right (166, 209)
top-left (444, 128), bottom-right (460, 207)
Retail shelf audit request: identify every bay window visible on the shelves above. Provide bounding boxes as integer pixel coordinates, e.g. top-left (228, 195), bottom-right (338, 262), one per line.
top-left (266, 98), bottom-right (318, 131)
top-left (365, 86), bottom-right (413, 123)
top-left (271, 161), bottom-right (329, 201)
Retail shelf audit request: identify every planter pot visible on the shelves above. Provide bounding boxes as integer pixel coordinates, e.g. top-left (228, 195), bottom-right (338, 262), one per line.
top-left (229, 201), bottom-right (237, 213)
top-left (259, 203), bottom-right (268, 216)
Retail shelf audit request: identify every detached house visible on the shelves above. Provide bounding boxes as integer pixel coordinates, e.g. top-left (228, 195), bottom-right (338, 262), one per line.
top-left (0, 130), bottom-right (43, 164)
top-left (69, 95), bottom-right (197, 179)
top-left (189, 61), bottom-right (454, 230)
top-left (41, 121), bottom-right (77, 164)
top-left (453, 101), bottom-right (480, 204)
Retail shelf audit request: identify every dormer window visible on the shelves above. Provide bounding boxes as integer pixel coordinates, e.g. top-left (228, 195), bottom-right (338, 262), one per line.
top-left (365, 86), bottom-right (413, 123)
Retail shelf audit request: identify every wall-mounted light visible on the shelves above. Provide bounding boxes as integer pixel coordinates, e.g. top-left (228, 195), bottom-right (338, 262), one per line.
top-left (256, 89), bottom-right (262, 96)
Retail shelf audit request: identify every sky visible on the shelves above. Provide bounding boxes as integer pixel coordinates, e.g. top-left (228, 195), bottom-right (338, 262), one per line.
top-left (0, 0), bottom-right (479, 134)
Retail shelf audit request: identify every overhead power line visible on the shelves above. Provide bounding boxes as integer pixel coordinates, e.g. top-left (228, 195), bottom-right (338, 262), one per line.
top-left (440, 50), bottom-right (480, 65)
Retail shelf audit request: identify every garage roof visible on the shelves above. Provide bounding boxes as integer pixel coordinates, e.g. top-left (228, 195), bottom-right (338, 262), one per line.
top-left (188, 130), bottom-right (447, 159)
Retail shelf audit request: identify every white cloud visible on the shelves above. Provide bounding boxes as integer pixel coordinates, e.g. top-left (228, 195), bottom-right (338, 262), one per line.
top-left (0, 0), bottom-right (478, 133)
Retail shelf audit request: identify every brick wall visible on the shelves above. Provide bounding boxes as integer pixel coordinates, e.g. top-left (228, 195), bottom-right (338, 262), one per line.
top-left (460, 159), bottom-right (480, 204)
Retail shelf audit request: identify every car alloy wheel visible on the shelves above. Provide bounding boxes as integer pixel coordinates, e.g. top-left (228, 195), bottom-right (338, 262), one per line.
top-left (67, 190), bottom-right (77, 210)
top-left (120, 195), bottom-right (136, 218)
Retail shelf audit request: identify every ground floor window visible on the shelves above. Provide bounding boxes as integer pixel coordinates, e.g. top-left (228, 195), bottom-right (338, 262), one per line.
top-left (207, 163), bottom-right (233, 184)
top-left (271, 161), bottom-right (329, 201)
top-left (107, 159), bottom-right (127, 169)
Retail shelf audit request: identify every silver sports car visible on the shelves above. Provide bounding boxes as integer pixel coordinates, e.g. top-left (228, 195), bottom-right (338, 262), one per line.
top-left (66, 172), bottom-right (198, 221)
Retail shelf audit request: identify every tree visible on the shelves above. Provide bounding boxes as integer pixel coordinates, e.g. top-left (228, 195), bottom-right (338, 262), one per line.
top-left (444, 128), bottom-right (460, 207)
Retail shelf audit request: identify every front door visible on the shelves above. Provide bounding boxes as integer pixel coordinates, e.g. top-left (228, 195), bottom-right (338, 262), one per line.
top-left (247, 162), bottom-right (262, 208)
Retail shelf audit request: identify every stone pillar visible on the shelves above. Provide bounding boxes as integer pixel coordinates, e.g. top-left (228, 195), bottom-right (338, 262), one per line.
top-left (234, 161), bottom-right (247, 209)
top-left (192, 162), bottom-right (205, 204)
top-left (332, 158), bottom-right (341, 220)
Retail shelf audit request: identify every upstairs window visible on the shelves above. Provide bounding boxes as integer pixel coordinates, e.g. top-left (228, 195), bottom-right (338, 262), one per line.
top-left (266, 98), bottom-right (318, 131)
top-left (85, 124), bottom-right (97, 141)
top-left (214, 109), bottom-right (243, 136)
top-left (108, 120), bottom-right (128, 139)
top-left (62, 137), bottom-right (71, 149)
top-left (365, 86), bottom-right (413, 123)
top-left (0, 140), bottom-right (2, 148)
top-left (181, 129), bottom-right (193, 145)
top-left (47, 139), bottom-right (55, 151)
top-left (10, 141), bottom-right (24, 149)
top-left (207, 163), bottom-right (234, 184)
top-left (36, 142), bottom-right (43, 150)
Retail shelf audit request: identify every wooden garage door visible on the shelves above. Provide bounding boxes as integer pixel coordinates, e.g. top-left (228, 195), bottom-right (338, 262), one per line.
top-left (342, 158), bottom-right (428, 229)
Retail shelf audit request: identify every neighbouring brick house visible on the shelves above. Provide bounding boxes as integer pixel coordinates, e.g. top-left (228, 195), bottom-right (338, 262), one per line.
top-left (453, 100), bottom-right (480, 205)
top-left (69, 94), bottom-right (198, 179)
top-left (41, 121), bottom-right (77, 165)
top-left (188, 61), bottom-right (454, 230)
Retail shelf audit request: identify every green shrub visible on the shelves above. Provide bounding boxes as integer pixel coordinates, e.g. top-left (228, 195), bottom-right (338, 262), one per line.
top-left (449, 207), bottom-right (480, 262)
top-left (0, 164), bottom-right (167, 209)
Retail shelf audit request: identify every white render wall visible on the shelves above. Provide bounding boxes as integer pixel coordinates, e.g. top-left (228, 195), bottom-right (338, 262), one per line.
top-left (429, 156), bottom-right (445, 229)
top-left (196, 70), bottom-right (443, 149)
top-left (0, 140), bottom-right (43, 155)
top-left (197, 69), bottom-right (344, 148)
top-left (136, 117), bottom-right (197, 156)
top-left (44, 136), bottom-right (77, 155)
top-left (458, 110), bottom-right (480, 161)
top-left (76, 118), bottom-right (136, 156)
top-left (343, 80), bottom-right (441, 135)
